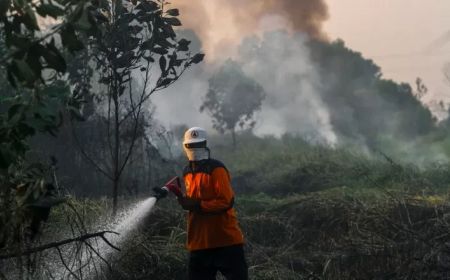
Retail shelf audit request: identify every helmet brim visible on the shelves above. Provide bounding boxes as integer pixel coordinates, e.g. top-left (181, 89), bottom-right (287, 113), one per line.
top-left (183, 138), bottom-right (207, 145)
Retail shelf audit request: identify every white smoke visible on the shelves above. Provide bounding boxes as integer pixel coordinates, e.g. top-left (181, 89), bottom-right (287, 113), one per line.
top-left (150, 65), bottom-right (212, 131)
top-left (238, 31), bottom-right (337, 144)
top-left (153, 30), bottom-right (337, 145)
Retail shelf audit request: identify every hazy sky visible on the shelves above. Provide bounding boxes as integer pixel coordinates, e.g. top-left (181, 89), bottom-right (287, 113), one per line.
top-left (151, 0), bottom-right (450, 130)
top-left (324, 0), bottom-right (450, 110)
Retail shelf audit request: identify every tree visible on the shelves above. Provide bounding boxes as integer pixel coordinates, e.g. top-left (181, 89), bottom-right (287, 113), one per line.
top-left (307, 38), bottom-right (436, 147)
top-left (0, 1), bottom-right (124, 276)
top-left (0, 0), bottom-right (202, 276)
top-left (70, 0), bottom-right (204, 215)
top-left (200, 60), bottom-right (264, 147)
top-left (0, 0), bottom-right (102, 252)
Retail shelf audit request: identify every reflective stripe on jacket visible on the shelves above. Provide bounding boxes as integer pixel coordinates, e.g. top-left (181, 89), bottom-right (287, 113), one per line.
top-left (183, 159), bottom-right (244, 251)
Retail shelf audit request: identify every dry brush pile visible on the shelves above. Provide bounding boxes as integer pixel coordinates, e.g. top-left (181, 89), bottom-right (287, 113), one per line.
top-left (241, 191), bottom-right (450, 279)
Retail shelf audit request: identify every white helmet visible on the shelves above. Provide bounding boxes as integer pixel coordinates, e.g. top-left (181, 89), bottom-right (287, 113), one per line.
top-left (183, 127), bottom-right (207, 146)
top-left (183, 127), bottom-right (209, 161)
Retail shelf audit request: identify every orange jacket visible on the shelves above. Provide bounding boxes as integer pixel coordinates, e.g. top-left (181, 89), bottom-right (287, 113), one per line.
top-left (183, 159), bottom-right (244, 251)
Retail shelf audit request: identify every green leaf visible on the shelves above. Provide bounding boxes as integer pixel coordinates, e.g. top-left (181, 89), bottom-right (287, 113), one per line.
top-left (157, 77), bottom-right (173, 88)
top-left (13, 59), bottom-right (36, 84)
top-left (164, 17), bottom-right (182, 26)
top-left (0, 0), bottom-right (11, 17)
top-left (191, 53), bottom-right (205, 64)
top-left (141, 39), bottom-right (154, 50)
top-left (159, 55), bottom-right (166, 73)
top-left (70, 2), bottom-right (85, 22)
top-left (27, 44), bottom-right (45, 76)
top-left (8, 104), bottom-right (23, 121)
top-left (162, 24), bottom-right (176, 38)
top-left (40, 83), bottom-right (70, 98)
top-left (152, 47), bottom-right (168, 55)
top-left (61, 25), bottom-right (84, 53)
top-left (74, 7), bottom-right (92, 30)
top-left (42, 41), bottom-right (67, 72)
top-left (7, 68), bottom-right (17, 88)
top-left (143, 56), bottom-right (154, 63)
top-left (136, 1), bottom-right (158, 12)
top-left (177, 38), bottom-right (190, 51)
top-left (156, 37), bottom-right (174, 48)
top-left (36, 4), bottom-right (65, 19)
top-left (23, 5), bottom-right (40, 30)
top-left (166, 9), bottom-right (179, 16)
top-left (169, 53), bottom-right (182, 68)
top-left (6, 35), bottom-right (31, 48)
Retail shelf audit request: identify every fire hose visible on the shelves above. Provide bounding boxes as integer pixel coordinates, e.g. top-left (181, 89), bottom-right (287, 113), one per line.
top-left (152, 176), bottom-right (183, 200)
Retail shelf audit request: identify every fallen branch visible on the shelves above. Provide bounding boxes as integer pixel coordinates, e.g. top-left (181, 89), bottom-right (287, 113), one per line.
top-left (0, 231), bottom-right (119, 260)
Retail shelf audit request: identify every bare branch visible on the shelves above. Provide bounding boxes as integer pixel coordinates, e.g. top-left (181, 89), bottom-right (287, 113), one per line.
top-left (99, 235), bottom-right (121, 252)
top-left (83, 241), bottom-right (113, 271)
top-left (0, 231), bottom-right (119, 260)
top-left (56, 246), bottom-right (81, 280)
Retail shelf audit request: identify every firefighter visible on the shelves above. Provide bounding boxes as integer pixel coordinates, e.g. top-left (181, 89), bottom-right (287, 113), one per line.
top-left (177, 127), bottom-right (248, 280)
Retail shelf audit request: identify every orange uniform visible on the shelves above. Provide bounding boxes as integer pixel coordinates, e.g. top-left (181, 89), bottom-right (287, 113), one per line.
top-left (183, 159), bottom-right (244, 251)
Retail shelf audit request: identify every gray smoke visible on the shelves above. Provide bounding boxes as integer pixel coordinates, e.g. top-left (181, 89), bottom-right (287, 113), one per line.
top-left (171, 0), bottom-right (329, 60)
top-left (238, 31), bottom-right (336, 144)
top-left (152, 30), bottom-right (337, 145)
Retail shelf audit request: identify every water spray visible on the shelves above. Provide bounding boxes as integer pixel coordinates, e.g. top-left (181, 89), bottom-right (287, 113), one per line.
top-left (48, 177), bottom-right (184, 279)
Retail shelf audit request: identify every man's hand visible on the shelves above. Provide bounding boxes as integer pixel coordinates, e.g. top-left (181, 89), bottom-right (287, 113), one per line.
top-left (177, 196), bottom-right (201, 211)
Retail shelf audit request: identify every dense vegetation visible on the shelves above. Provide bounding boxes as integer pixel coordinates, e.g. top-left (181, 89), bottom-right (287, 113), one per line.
top-left (99, 135), bottom-right (450, 279)
top-left (6, 135), bottom-right (450, 279)
top-left (309, 39), bottom-right (436, 146)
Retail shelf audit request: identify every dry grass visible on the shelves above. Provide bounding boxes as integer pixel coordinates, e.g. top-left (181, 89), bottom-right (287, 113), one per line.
top-left (95, 189), bottom-right (450, 280)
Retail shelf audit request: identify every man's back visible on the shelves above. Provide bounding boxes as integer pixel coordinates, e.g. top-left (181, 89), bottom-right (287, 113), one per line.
top-left (179, 127), bottom-right (248, 280)
top-left (183, 158), bottom-right (244, 251)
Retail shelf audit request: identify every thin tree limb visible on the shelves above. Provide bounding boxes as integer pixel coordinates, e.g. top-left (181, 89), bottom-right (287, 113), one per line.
top-left (83, 241), bottom-right (113, 271)
top-left (0, 231), bottom-right (119, 260)
top-left (100, 236), bottom-right (121, 252)
top-left (56, 246), bottom-right (81, 280)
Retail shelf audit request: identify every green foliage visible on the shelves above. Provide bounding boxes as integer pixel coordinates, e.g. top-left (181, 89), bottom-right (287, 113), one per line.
top-left (91, 0), bottom-right (203, 98)
top-left (209, 133), bottom-right (450, 196)
top-left (0, 160), bottom-right (57, 250)
top-left (5, 135), bottom-right (450, 278)
top-left (72, 0), bottom-right (204, 214)
top-left (0, 0), bottom-right (106, 174)
top-left (308, 39), bottom-right (436, 148)
top-left (0, 82), bottom-right (71, 169)
top-left (0, 0), bottom-right (102, 88)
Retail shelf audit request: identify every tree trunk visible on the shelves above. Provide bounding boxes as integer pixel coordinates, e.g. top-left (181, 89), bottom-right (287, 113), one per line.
top-left (112, 94), bottom-right (120, 216)
top-left (231, 128), bottom-right (236, 148)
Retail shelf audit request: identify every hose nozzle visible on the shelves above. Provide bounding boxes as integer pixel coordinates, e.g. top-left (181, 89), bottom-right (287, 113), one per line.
top-left (152, 186), bottom-right (169, 200)
top-left (152, 176), bottom-right (183, 200)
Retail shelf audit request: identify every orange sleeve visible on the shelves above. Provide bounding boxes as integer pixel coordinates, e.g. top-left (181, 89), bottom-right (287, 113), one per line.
top-left (200, 167), bottom-right (234, 213)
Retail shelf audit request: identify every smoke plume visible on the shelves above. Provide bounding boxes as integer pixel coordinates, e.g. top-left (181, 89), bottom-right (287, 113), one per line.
top-left (152, 1), bottom-right (335, 144)
top-left (171, 0), bottom-right (329, 60)
top-left (238, 32), bottom-right (337, 144)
